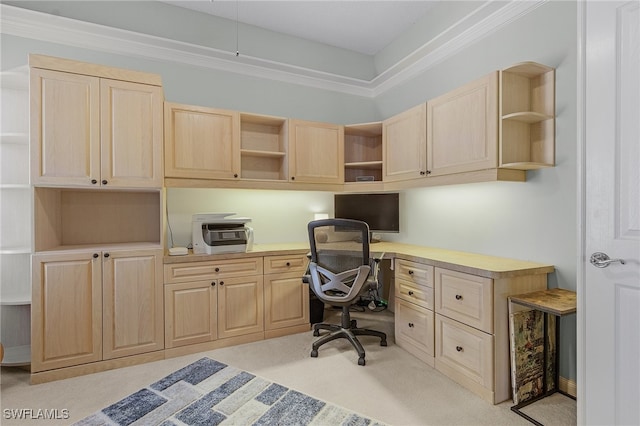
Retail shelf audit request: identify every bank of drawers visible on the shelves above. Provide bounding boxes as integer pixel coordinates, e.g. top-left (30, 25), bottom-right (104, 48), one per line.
top-left (394, 259), bottom-right (435, 366)
top-left (434, 268), bottom-right (494, 395)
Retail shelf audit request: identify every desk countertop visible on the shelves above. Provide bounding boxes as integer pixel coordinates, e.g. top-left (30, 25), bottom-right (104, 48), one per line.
top-left (164, 242), bottom-right (554, 279)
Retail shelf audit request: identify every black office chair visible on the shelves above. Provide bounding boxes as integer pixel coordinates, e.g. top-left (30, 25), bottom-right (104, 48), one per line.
top-left (306, 218), bottom-right (387, 365)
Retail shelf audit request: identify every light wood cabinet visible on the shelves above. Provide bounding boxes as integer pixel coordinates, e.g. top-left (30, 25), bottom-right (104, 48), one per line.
top-left (102, 249), bottom-right (164, 360)
top-left (394, 259), bottom-right (435, 366)
top-left (31, 251), bottom-right (102, 372)
top-left (433, 267), bottom-right (547, 404)
top-left (32, 248), bottom-right (164, 372)
top-left (383, 104), bottom-right (427, 182)
top-left (240, 113), bottom-right (288, 181)
top-left (263, 254), bottom-right (310, 335)
top-left (218, 275), bottom-right (264, 339)
top-left (164, 257), bottom-right (264, 348)
top-left (30, 68), bottom-right (163, 188)
top-left (500, 62), bottom-right (555, 169)
top-left (288, 119), bottom-right (344, 184)
top-left (344, 122), bottom-right (383, 183)
top-left (427, 72), bottom-right (499, 176)
top-left (164, 102), bottom-right (241, 180)
top-left (164, 280), bottom-right (218, 348)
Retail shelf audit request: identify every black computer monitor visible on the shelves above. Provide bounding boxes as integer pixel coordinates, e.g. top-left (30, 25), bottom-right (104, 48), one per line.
top-left (334, 192), bottom-right (400, 234)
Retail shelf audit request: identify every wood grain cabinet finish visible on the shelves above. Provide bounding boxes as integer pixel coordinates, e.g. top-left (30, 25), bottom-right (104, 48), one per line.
top-left (263, 254), bottom-right (310, 335)
top-left (217, 275), bottom-right (264, 339)
top-left (427, 72), bottom-right (499, 177)
top-left (394, 259), bottom-right (435, 366)
top-left (382, 103), bottom-right (427, 182)
top-left (30, 68), bottom-right (163, 188)
top-left (433, 267), bottom-right (547, 404)
top-left (164, 280), bottom-right (218, 348)
top-left (164, 102), bottom-right (241, 180)
top-left (288, 119), bottom-right (344, 184)
top-left (32, 248), bottom-right (163, 372)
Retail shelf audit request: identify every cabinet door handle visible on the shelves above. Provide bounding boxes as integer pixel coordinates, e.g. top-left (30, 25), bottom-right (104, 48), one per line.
top-left (101, 179), bottom-right (108, 185)
top-left (286, 262), bottom-right (291, 267)
top-left (104, 253), bottom-right (110, 258)
top-left (93, 253), bottom-right (99, 258)
top-left (408, 323), bottom-right (414, 328)
top-left (408, 270), bottom-right (414, 275)
top-left (408, 291), bottom-right (414, 296)
top-left (219, 281), bottom-right (224, 286)
top-left (211, 281), bottom-right (216, 286)
top-left (291, 176), bottom-right (295, 181)
top-left (456, 346), bottom-right (463, 352)
top-left (91, 179), bottom-right (98, 185)
top-left (455, 294), bottom-right (463, 300)
top-left (215, 267), bottom-right (220, 272)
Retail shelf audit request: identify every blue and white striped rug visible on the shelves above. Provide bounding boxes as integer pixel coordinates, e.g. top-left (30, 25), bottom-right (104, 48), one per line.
top-left (75, 357), bottom-right (385, 426)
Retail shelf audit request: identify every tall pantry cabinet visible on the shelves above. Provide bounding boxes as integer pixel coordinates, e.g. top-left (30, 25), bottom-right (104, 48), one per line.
top-left (28, 55), bottom-right (165, 377)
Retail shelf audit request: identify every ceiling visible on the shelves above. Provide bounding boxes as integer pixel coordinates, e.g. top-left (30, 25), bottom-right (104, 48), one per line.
top-left (160, 1), bottom-right (439, 55)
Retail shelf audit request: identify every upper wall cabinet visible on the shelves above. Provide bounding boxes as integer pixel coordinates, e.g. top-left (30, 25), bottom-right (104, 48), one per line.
top-left (288, 119), bottom-right (344, 184)
top-left (499, 62), bottom-right (555, 169)
top-left (344, 122), bottom-right (383, 183)
top-left (383, 103), bottom-right (427, 182)
top-left (427, 72), bottom-right (498, 176)
top-left (240, 113), bottom-right (288, 182)
top-left (30, 63), bottom-right (163, 189)
top-left (164, 103), bottom-right (241, 180)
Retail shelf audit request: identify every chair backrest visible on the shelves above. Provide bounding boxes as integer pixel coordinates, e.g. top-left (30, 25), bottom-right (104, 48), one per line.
top-left (307, 219), bottom-right (372, 304)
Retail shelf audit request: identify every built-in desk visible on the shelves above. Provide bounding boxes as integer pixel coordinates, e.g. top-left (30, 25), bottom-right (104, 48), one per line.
top-left (165, 242), bottom-right (554, 404)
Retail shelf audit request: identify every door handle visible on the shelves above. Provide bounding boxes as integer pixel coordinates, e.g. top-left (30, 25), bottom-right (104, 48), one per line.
top-left (590, 252), bottom-right (626, 268)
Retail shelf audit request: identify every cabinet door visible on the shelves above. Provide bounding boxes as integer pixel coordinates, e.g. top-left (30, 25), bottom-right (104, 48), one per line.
top-left (288, 119), bottom-right (344, 184)
top-left (31, 252), bottom-right (102, 372)
top-left (382, 103), bottom-right (427, 182)
top-left (164, 280), bottom-right (218, 348)
top-left (427, 72), bottom-right (498, 176)
top-left (30, 68), bottom-right (100, 186)
top-left (218, 275), bottom-right (264, 339)
top-left (164, 102), bottom-right (241, 180)
top-left (102, 249), bottom-right (164, 359)
top-left (101, 79), bottom-right (163, 188)
top-left (264, 272), bottom-right (309, 331)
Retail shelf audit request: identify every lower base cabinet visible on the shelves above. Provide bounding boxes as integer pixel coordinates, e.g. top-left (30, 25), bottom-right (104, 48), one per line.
top-left (164, 280), bottom-right (218, 348)
top-left (31, 248), bottom-right (164, 373)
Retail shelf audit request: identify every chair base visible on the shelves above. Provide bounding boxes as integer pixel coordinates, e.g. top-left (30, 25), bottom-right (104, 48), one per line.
top-left (310, 314), bottom-right (387, 366)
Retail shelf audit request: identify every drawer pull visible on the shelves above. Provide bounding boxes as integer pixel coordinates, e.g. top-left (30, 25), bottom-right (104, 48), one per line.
top-left (93, 253), bottom-right (99, 258)
top-left (456, 346), bottom-right (463, 352)
top-left (408, 291), bottom-right (414, 296)
top-left (408, 323), bottom-right (415, 328)
top-left (408, 270), bottom-right (414, 275)
top-left (219, 281), bottom-right (224, 286)
top-left (215, 267), bottom-right (220, 272)
top-left (455, 294), bottom-right (463, 300)
top-left (286, 262), bottom-right (291, 267)
top-left (211, 281), bottom-right (216, 286)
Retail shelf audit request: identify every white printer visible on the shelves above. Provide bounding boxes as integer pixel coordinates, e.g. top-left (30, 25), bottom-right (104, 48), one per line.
top-left (192, 213), bottom-right (254, 255)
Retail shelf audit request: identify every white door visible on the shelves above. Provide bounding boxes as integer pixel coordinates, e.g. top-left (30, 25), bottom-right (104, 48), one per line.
top-left (582, 1), bottom-right (640, 425)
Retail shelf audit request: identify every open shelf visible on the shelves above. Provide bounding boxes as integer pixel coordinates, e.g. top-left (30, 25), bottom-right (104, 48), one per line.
top-left (500, 62), bottom-right (555, 169)
top-left (1, 344), bottom-right (31, 366)
top-left (344, 122), bottom-right (383, 182)
top-left (34, 188), bottom-right (162, 252)
top-left (240, 113), bottom-right (288, 181)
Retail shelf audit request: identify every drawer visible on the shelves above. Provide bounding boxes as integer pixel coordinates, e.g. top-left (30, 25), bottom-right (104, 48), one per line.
top-left (395, 259), bottom-right (434, 286)
top-left (435, 268), bottom-right (493, 333)
top-left (395, 298), bottom-right (434, 359)
top-left (395, 278), bottom-right (433, 310)
top-left (164, 257), bottom-right (263, 283)
top-left (435, 314), bottom-right (493, 389)
top-left (263, 254), bottom-right (309, 274)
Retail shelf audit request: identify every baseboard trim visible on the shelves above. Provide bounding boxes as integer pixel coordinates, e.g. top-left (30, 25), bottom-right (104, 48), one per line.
top-left (559, 376), bottom-right (577, 398)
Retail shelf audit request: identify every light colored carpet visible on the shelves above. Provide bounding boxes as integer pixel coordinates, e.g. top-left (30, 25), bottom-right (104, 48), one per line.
top-left (0, 308), bottom-right (576, 425)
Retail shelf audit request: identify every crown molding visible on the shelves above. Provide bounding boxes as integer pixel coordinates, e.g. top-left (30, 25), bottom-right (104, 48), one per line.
top-left (1, 2), bottom-right (545, 98)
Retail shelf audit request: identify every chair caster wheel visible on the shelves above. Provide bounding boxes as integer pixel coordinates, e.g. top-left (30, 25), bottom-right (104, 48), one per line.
top-left (358, 357), bottom-right (366, 366)
top-left (313, 329), bottom-right (320, 337)
top-left (310, 350), bottom-right (318, 358)
top-left (381, 340), bottom-right (388, 347)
